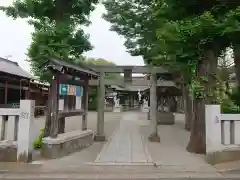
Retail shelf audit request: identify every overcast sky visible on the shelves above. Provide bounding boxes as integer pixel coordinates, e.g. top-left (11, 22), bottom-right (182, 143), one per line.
top-left (0, 1), bottom-right (144, 73)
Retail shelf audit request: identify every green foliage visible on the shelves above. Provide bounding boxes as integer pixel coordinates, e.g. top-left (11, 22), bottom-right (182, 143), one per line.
top-left (33, 128), bottom-right (44, 149)
top-left (229, 86), bottom-right (240, 107)
top-left (103, 0), bottom-right (160, 64)
top-left (191, 79), bottom-right (205, 99)
top-left (83, 57), bottom-right (121, 79)
top-left (88, 87), bottom-right (98, 111)
top-left (221, 97), bottom-right (240, 114)
top-left (0, 0), bottom-right (98, 81)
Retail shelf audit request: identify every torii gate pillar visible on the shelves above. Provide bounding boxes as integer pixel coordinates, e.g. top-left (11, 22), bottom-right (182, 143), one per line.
top-left (148, 72), bottom-right (160, 142)
top-left (95, 70), bottom-right (106, 141)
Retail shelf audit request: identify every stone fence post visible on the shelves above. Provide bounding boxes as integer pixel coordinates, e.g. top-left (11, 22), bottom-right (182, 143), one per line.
top-left (17, 100), bottom-right (35, 162)
top-left (205, 105), bottom-right (222, 154)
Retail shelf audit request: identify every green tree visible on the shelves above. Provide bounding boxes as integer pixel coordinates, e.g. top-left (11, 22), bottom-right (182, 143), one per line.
top-left (0, 0), bottom-right (98, 81)
top-left (80, 57), bottom-right (120, 110)
top-left (103, 0), bottom-right (240, 154)
top-left (153, 0), bottom-right (240, 153)
top-left (103, 0), bottom-right (160, 64)
top-left (0, 0), bottom-right (98, 136)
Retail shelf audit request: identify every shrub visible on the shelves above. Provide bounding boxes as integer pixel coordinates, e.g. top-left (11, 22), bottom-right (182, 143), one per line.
top-left (221, 98), bottom-right (240, 114)
top-left (33, 128), bottom-right (44, 149)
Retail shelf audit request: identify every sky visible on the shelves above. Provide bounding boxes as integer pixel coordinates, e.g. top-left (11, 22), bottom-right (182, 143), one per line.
top-left (0, 1), bottom-right (144, 73)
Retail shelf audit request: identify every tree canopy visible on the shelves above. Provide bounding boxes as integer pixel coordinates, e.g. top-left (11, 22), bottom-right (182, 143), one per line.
top-left (0, 0), bottom-right (98, 81)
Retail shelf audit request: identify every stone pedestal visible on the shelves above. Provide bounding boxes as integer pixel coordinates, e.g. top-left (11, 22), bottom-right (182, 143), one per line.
top-left (148, 112), bottom-right (175, 125)
top-left (141, 104), bottom-right (149, 112)
top-left (113, 105), bottom-right (121, 112)
top-left (148, 133), bottom-right (160, 142)
top-left (157, 112), bottom-right (175, 125)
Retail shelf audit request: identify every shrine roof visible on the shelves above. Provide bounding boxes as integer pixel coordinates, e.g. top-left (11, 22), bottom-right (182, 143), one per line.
top-left (0, 57), bottom-right (33, 79)
top-left (111, 85), bottom-right (149, 92)
top-left (42, 58), bottom-right (99, 78)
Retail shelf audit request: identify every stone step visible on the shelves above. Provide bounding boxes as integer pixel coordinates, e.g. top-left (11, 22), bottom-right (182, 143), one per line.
top-left (0, 172), bottom-right (226, 180)
top-left (0, 164), bottom-right (226, 179)
top-left (0, 163), bottom-right (219, 173)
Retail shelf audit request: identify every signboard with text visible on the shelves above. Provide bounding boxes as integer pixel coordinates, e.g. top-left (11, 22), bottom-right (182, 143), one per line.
top-left (59, 84), bottom-right (68, 96)
top-left (59, 84), bottom-right (82, 96)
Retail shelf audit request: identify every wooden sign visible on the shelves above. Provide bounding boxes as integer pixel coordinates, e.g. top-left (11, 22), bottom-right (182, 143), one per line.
top-left (76, 86), bottom-right (83, 96)
top-left (68, 85), bottom-right (76, 95)
top-left (59, 84), bottom-right (68, 96)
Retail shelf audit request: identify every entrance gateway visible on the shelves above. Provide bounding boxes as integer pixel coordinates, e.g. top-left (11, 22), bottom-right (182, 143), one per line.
top-left (88, 65), bottom-right (180, 142)
top-left (40, 59), bottom-right (180, 159)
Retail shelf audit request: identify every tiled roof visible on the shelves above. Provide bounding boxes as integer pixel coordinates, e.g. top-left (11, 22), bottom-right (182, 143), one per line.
top-left (0, 57), bottom-right (33, 79)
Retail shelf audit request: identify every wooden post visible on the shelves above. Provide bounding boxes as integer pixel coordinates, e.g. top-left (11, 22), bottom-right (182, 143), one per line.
top-left (24, 81), bottom-right (31, 99)
top-left (95, 70), bottom-right (106, 141)
top-left (148, 72), bottom-right (160, 142)
top-left (4, 79), bottom-right (8, 105)
top-left (44, 83), bottom-right (52, 137)
top-left (58, 98), bottom-right (65, 134)
top-left (49, 75), bottom-right (59, 138)
top-left (20, 80), bottom-right (22, 99)
top-left (81, 76), bottom-right (89, 131)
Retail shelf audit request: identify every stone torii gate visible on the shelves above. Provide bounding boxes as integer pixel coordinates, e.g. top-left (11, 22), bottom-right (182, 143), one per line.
top-left (88, 65), bottom-right (172, 142)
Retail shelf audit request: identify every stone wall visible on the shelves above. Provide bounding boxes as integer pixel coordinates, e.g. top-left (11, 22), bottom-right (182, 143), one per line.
top-left (41, 130), bottom-right (94, 159)
top-left (0, 141), bottom-right (17, 162)
top-left (205, 149), bottom-right (240, 165)
top-left (205, 105), bottom-right (240, 164)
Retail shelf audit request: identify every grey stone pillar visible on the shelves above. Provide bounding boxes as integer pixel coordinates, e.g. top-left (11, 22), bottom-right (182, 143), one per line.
top-left (95, 71), bottom-right (106, 141)
top-left (82, 79), bottom-right (88, 131)
top-left (148, 72), bottom-right (160, 142)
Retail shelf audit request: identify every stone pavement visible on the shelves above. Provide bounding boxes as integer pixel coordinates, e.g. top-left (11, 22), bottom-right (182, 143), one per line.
top-left (94, 112), bottom-right (152, 164)
top-left (143, 113), bottom-right (218, 172)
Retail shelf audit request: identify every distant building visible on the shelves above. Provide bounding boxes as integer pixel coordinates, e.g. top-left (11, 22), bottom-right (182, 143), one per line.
top-left (0, 57), bottom-right (49, 112)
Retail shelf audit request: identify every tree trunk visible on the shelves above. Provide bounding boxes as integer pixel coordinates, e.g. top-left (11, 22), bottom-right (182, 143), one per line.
top-left (187, 48), bottom-right (218, 154)
top-left (183, 85), bottom-right (193, 131)
top-left (234, 45), bottom-right (240, 86)
top-left (187, 60), bottom-right (206, 154)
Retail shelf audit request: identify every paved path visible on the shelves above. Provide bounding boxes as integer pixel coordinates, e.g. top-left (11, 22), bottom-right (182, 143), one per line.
top-left (94, 112), bottom-right (152, 164)
top-left (30, 112), bottom-right (222, 176)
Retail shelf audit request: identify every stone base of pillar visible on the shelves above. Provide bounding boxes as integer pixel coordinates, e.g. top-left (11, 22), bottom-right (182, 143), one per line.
top-left (94, 134), bottom-right (106, 141)
top-left (141, 107), bottom-right (149, 112)
top-left (113, 107), bottom-right (121, 112)
top-left (148, 133), bottom-right (160, 142)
